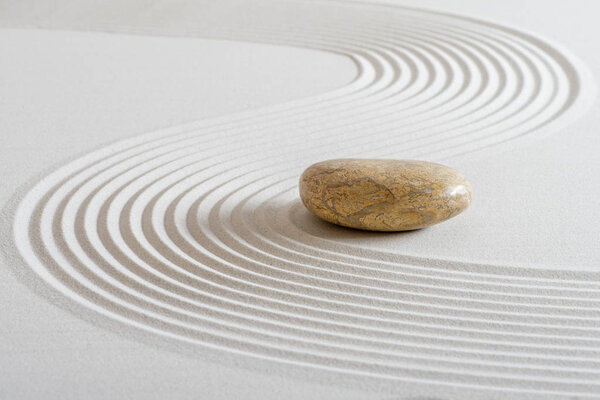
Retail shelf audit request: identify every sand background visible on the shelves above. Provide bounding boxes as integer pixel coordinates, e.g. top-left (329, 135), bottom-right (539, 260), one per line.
top-left (1, 1), bottom-right (599, 399)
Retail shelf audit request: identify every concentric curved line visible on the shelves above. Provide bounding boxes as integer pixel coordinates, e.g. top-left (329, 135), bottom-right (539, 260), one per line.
top-left (9, 0), bottom-right (600, 397)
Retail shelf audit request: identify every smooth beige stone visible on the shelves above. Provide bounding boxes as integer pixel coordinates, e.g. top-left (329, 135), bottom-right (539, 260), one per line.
top-left (299, 159), bottom-right (472, 231)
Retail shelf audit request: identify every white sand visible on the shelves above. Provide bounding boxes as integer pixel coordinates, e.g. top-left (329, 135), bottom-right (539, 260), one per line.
top-left (1, 1), bottom-right (599, 399)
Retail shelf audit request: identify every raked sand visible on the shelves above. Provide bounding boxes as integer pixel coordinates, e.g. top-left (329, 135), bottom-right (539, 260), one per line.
top-left (1, 1), bottom-right (600, 399)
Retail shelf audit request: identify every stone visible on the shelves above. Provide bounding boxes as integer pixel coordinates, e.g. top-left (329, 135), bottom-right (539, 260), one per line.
top-left (299, 159), bottom-right (472, 231)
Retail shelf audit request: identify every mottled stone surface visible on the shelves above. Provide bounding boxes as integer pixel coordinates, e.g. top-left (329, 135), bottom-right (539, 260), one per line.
top-left (299, 159), bottom-right (472, 231)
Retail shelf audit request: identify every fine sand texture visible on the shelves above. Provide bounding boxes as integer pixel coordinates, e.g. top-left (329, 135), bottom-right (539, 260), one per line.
top-left (1, 1), bottom-right (600, 399)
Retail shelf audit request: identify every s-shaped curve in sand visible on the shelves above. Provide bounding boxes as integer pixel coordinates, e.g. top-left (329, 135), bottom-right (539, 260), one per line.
top-left (5, 0), bottom-right (600, 398)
